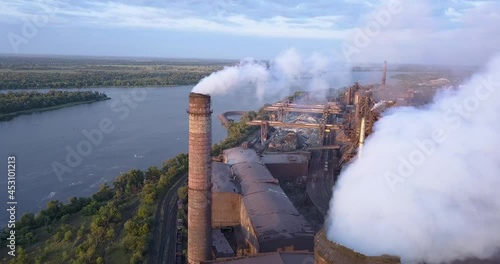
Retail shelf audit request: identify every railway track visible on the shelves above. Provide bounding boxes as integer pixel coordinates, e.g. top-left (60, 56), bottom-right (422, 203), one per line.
top-left (149, 174), bottom-right (187, 264)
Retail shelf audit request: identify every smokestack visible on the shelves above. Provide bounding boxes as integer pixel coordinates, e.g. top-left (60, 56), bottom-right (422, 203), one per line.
top-left (381, 60), bottom-right (387, 86)
top-left (187, 93), bottom-right (213, 264)
top-left (358, 117), bottom-right (366, 158)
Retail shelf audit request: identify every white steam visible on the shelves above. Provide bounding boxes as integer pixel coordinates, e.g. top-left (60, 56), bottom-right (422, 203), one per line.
top-left (191, 48), bottom-right (348, 101)
top-left (327, 55), bottom-right (500, 263)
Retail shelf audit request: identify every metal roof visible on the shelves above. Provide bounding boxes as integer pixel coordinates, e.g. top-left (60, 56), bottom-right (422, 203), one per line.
top-left (223, 147), bottom-right (313, 242)
top-left (212, 162), bottom-right (239, 193)
top-left (261, 154), bottom-right (308, 165)
top-left (232, 162), bottom-right (279, 195)
top-left (213, 229), bottom-right (235, 256)
top-left (223, 147), bottom-right (263, 165)
top-left (207, 252), bottom-right (314, 264)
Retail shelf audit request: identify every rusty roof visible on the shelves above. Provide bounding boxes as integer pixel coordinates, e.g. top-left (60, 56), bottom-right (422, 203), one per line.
top-left (213, 229), bottom-right (235, 256)
top-left (223, 147), bottom-right (263, 165)
top-left (212, 162), bottom-right (240, 193)
top-left (205, 252), bottom-right (314, 264)
top-left (261, 154), bottom-right (308, 164)
top-left (223, 147), bottom-right (313, 242)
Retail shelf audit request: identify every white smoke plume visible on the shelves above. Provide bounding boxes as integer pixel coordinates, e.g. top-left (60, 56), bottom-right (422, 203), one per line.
top-left (191, 48), bottom-right (349, 101)
top-left (327, 55), bottom-right (500, 263)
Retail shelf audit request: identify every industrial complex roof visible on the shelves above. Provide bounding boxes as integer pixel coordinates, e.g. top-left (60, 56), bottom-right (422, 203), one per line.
top-left (232, 163), bottom-right (279, 194)
top-left (261, 154), bottom-right (308, 165)
top-left (223, 147), bottom-right (262, 165)
top-left (222, 147), bottom-right (313, 242)
top-left (213, 229), bottom-right (235, 257)
top-left (212, 162), bottom-right (239, 193)
top-left (207, 252), bottom-right (314, 264)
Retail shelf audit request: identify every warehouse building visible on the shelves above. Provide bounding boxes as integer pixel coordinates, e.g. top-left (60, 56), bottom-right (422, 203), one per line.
top-left (211, 147), bottom-right (314, 256)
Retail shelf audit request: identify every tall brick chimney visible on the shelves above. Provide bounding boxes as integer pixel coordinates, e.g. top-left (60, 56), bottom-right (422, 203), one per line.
top-left (381, 60), bottom-right (387, 86)
top-left (187, 93), bottom-right (212, 264)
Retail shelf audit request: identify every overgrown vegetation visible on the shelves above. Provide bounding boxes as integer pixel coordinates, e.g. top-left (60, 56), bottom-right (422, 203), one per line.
top-left (0, 71), bottom-right (213, 89)
top-left (0, 56), bottom-right (232, 89)
top-left (176, 185), bottom-right (188, 259)
top-left (211, 111), bottom-right (259, 156)
top-left (0, 90), bottom-right (109, 118)
top-left (0, 154), bottom-right (188, 264)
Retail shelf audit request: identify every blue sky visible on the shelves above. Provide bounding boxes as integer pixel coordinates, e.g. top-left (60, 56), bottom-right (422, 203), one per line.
top-left (0, 0), bottom-right (499, 64)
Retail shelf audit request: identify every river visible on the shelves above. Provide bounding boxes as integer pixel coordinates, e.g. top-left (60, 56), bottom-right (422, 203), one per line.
top-left (0, 71), bottom-right (399, 222)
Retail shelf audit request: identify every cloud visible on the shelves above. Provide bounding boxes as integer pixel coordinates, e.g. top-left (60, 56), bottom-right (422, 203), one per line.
top-left (445, 7), bottom-right (463, 21)
top-left (0, 0), bottom-right (351, 40)
top-left (1, 0), bottom-right (498, 64)
top-left (343, 0), bottom-right (500, 65)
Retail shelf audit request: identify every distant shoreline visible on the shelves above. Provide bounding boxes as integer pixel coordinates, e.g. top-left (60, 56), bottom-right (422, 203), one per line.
top-left (0, 83), bottom-right (188, 92)
top-left (0, 97), bottom-right (111, 121)
top-left (0, 85), bottom-right (185, 90)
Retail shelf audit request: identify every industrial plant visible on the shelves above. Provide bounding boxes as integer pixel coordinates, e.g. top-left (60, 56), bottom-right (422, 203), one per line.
top-left (184, 63), bottom-right (442, 264)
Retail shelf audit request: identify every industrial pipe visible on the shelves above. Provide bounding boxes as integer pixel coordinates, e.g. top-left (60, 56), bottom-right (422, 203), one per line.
top-left (358, 117), bottom-right (366, 158)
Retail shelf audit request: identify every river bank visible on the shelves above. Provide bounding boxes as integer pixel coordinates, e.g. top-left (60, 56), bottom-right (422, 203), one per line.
top-left (0, 97), bottom-right (111, 122)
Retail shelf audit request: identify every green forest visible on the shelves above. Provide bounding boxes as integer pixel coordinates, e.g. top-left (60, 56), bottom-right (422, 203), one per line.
top-left (0, 90), bottom-right (109, 120)
top-left (0, 71), bottom-right (212, 89)
top-left (0, 56), bottom-right (230, 89)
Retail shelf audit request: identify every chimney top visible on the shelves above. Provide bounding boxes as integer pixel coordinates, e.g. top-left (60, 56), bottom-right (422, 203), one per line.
top-left (189, 92), bottom-right (210, 98)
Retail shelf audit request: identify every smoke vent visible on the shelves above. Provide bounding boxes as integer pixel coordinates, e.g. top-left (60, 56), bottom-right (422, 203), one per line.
top-left (187, 92), bottom-right (213, 264)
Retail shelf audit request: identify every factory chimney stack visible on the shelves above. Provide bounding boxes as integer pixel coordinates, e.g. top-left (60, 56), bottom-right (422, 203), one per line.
top-left (187, 93), bottom-right (213, 264)
top-left (358, 117), bottom-right (366, 158)
top-left (381, 60), bottom-right (387, 86)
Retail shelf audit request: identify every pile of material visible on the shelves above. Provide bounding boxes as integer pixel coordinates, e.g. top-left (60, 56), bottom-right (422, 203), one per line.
top-left (268, 113), bottom-right (323, 151)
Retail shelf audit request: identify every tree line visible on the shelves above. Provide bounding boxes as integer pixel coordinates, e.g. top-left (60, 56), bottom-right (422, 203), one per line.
top-left (0, 71), bottom-right (211, 89)
top-left (0, 90), bottom-right (108, 115)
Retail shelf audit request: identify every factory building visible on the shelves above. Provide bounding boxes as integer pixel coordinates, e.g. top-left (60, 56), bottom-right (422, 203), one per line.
top-left (261, 153), bottom-right (309, 183)
top-left (206, 228), bottom-right (401, 264)
top-left (212, 162), bottom-right (241, 228)
top-left (211, 147), bottom-right (315, 256)
top-left (205, 252), bottom-right (314, 264)
top-left (188, 88), bottom-right (403, 264)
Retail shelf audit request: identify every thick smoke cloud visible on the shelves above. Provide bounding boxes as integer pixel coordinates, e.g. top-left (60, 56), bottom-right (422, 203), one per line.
top-left (191, 48), bottom-right (349, 101)
top-left (327, 55), bottom-right (500, 263)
